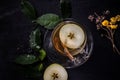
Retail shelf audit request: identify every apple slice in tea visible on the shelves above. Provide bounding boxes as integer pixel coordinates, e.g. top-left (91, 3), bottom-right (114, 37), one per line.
top-left (59, 23), bottom-right (85, 49)
top-left (52, 21), bottom-right (87, 57)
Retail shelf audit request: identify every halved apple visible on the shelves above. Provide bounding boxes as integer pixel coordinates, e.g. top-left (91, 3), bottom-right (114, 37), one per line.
top-left (43, 63), bottom-right (68, 80)
top-left (59, 23), bottom-right (86, 49)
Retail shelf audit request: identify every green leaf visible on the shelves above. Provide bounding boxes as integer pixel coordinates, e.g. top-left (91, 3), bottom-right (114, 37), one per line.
top-left (37, 63), bottom-right (44, 71)
top-left (39, 49), bottom-right (46, 61)
top-left (21, 0), bottom-right (36, 20)
top-left (15, 54), bottom-right (39, 65)
top-left (36, 13), bottom-right (61, 29)
top-left (29, 27), bottom-right (41, 51)
top-left (60, 0), bottom-right (72, 18)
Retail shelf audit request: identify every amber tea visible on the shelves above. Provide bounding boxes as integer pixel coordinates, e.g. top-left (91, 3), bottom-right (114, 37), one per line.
top-left (52, 20), bottom-right (87, 60)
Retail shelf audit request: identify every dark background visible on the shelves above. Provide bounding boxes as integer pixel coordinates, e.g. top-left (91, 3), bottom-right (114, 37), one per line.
top-left (0, 0), bottom-right (120, 80)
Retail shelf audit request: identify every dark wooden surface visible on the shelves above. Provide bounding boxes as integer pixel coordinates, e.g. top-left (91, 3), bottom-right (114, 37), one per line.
top-left (0, 0), bottom-right (120, 80)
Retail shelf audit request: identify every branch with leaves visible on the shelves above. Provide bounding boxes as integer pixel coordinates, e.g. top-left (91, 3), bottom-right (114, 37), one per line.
top-left (15, 0), bottom-right (73, 78)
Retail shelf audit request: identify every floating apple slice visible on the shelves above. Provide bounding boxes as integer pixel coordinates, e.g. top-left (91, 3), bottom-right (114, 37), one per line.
top-left (43, 63), bottom-right (68, 80)
top-left (59, 23), bottom-right (86, 49)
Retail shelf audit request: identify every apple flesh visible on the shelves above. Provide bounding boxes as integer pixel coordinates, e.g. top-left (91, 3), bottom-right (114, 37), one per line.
top-left (43, 63), bottom-right (68, 80)
top-left (59, 23), bottom-right (86, 49)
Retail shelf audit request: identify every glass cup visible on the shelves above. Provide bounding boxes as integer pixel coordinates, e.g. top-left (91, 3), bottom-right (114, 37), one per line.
top-left (52, 20), bottom-right (87, 60)
top-left (44, 18), bottom-right (93, 68)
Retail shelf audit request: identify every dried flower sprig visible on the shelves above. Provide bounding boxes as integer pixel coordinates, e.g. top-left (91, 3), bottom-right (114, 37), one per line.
top-left (88, 10), bottom-right (120, 55)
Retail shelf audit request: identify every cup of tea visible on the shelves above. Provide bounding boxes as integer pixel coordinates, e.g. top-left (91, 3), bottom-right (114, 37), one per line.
top-left (44, 18), bottom-right (93, 68)
top-left (51, 19), bottom-right (87, 61)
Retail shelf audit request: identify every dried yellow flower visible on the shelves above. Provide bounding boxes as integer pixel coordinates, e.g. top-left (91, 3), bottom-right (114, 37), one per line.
top-left (115, 15), bottom-right (120, 21)
top-left (110, 17), bottom-right (116, 23)
top-left (88, 11), bottom-right (120, 55)
top-left (102, 20), bottom-right (109, 26)
top-left (109, 25), bottom-right (118, 29)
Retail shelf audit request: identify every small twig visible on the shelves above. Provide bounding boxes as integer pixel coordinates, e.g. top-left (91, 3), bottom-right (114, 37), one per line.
top-left (109, 34), bottom-right (120, 55)
top-left (101, 27), bottom-right (111, 37)
top-left (54, 37), bottom-right (64, 53)
top-left (64, 45), bottom-right (74, 61)
top-left (102, 34), bottom-right (111, 40)
top-left (54, 37), bottom-right (74, 60)
top-left (61, 40), bottom-right (74, 61)
top-left (113, 44), bottom-right (120, 55)
top-left (112, 29), bottom-right (116, 35)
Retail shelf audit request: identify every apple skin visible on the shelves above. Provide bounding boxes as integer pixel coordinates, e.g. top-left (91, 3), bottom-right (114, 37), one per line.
top-left (43, 63), bottom-right (68, 80)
